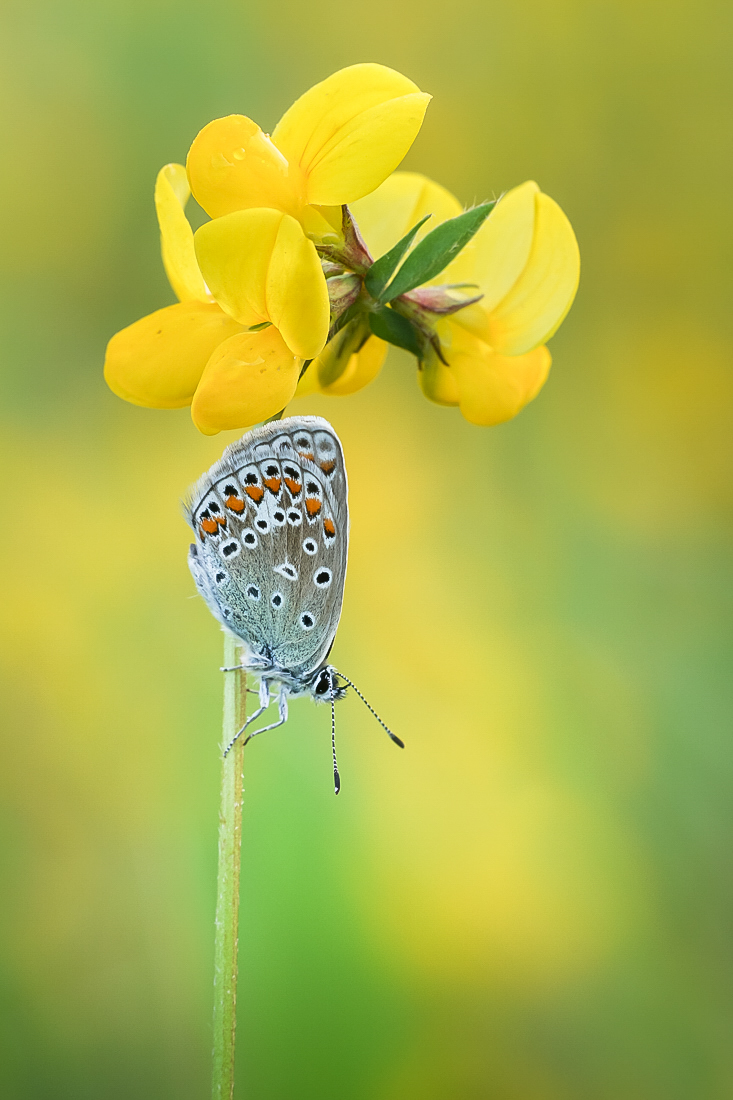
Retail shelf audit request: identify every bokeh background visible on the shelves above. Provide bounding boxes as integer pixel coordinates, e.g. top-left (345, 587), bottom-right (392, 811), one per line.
top-left (2, 1), bottom-right (732, 1097)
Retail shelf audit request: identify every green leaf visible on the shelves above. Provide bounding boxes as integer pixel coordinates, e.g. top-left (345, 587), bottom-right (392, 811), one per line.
top-left (368, 306), bottom-right (423, 358)
top-left (248, 321), bottom-right (272, 332)
top-left (364, 214), bottom-right (431, 300)
top-left (381, 201), bottom-right (497, 302)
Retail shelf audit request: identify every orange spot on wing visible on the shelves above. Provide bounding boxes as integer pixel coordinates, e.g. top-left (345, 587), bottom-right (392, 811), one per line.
top-left (215, 515), bottom-right (226, 528)
top-left (299, 451), bottom-right (314, 462)
top-left (323, 518), bottom-right (336, 538)
top-left (226, 495), bottom-right (245, 513)
top-left (305, 498), bottom-right (322, 517)
top-left (284, 478), bottom-right (302, 496)
top-left (201, 517), bottom-right (219, 535)
top-left (245, 485), bottom-right (265, 503)
top-left (319, 460), bottom-right (336, 475)
top-left (263, 477), bottom-right (282, 494)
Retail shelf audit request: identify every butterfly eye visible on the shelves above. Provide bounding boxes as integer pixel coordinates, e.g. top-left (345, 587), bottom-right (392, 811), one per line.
top-left (220, 541), bottom-right (240, 559)
top-left (287, 510), bottom-right (302, 526)
top-left (242, 530), bottom-right (257, 548)
top-left (246, 585), bottom-right (260, 601)
top-left (303, 539), bottom-right (317, 556)
top-left (314, 568), bottom-right (331, 588)
top-left (314, 671), bottom-right (331, 696)
top-left (271, 593), bottom-right (283, 609)
top-left (215, 571), bottom-right (226, 585)
top-left (299, 612), bottom-right (315, 630)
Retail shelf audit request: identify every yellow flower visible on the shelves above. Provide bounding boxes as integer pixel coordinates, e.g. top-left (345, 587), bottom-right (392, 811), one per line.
top-left (186, 63), bottom-right (430, 236)
top-left (104, 66), bottom-right (430, 434)
top-left (104, 164), bottom-right (328, 433)
top-left (305, 172), bottom-right (580, 426)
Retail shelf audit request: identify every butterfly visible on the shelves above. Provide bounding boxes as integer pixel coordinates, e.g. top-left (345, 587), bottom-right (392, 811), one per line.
top-left (184, 415), bottom-right (403, 792)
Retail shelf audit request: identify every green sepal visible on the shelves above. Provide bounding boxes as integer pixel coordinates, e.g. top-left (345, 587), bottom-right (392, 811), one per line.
top-left (381, 201), bottom-right (497, 302)
top-left (318, 319), bottom-right (371, 388)
top-left (327, 300), bottom-right (362, 343)
top-left (248, 320), bottom-right (272, 332)
top-left (368, 306), bottom-right (423, 358)
top-left (364, 214), bottom-right (431, 301)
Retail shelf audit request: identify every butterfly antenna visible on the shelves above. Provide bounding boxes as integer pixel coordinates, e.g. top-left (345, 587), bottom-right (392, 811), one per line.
top-left (331, 670), bottom-right (405, 749)
top-left (329, 671), bottom-right (341, 795)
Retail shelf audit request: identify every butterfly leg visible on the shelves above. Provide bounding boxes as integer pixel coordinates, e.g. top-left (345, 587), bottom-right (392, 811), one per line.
top-left (243, 686), bottom-right (289, 746)
top-left (223, 678), bottom-right (273, 756)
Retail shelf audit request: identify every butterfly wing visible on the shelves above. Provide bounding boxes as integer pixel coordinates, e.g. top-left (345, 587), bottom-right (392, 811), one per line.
top-left (184, 416), bottom-right (348, 681)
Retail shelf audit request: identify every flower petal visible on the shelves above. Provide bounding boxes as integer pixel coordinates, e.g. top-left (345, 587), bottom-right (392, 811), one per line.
top-left (195, 208), bottom-right (280, 325)
top-left (191, 327), bottom-right (300, 434)
top-left (419, 353), bottom-right (460, 406)
top-left (446, 180), bottom-right (539, 307)
top-left (265, 214), bottom-right (330, 359)
top-left (272, 64), bottom-right (430, 206)
top-left (104, 302), bottom-right (242, 408)
top-left (487, 191), bottom-right (580, 355)
top-left (351, 171), bottom-right (462, 262)
top-left (444, 324), bottom-right (551, 425)
top-left (300, 203), bottom-right (343, 242)
top-left (186, 115), bottom-right (301, 220)
top-left (194, 209), bottom-right (329, 359)
top-left (300, 333), bottom-right (387, 397)
top-left (154, 164), bottom-right (210, 303)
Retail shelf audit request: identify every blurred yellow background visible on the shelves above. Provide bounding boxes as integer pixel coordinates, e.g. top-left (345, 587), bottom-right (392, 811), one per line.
top-left (2, 1), bottom-right (732, 1097)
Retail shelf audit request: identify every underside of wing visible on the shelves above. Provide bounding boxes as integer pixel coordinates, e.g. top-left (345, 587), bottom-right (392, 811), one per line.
top-left (184, 417), bottom-right (349, 679)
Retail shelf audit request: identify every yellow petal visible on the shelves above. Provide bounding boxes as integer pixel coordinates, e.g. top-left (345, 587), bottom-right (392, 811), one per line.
top-left (446, 180), bottom-right (539, 306)
top-left (296, 323), bottom-right (360, 396)
top-left (419, 353), bottom-right (460, 406)
top-left (351, 171), bottom-right (462, 261)
top-left (294, 359), bottom-right (320, 397)
top-left (104, 302), bottom-right (242, 408)
top-left (195, 208), bottom-right (279, 325)
top-left (186, 115), bottom-right (301, 220)
top-left (154, 164), bottom-right (210, 303)
top-left (191, 327), bottom-right (300, 434)
top-left (303, 333), bottom-right (387, 396)
top-left (487, 191), bottom-right (580, 355)
top-left (194, 209), bottom-right (329, 359)
top-left (445, 325), bottom-right (551, 426)
top-left (300, 203), bottom-right (343, 243)
top-left (265, 214), bottom-right (330, 359)
top-left (272, 64), bottom-right (430, 206)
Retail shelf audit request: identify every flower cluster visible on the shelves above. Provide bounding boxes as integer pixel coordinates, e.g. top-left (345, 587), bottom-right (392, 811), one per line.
top-left (104, 64), bottom-right (579, 433)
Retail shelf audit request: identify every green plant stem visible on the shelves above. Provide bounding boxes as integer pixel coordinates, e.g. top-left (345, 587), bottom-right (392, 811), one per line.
top-left (212, 632), bottom-right (246, 1100)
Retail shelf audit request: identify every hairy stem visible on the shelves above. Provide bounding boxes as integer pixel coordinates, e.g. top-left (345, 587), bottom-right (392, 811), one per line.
top-left (212, 633), bottom-right (246, 1099)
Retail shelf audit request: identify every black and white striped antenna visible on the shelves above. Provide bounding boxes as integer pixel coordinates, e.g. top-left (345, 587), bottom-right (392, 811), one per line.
top-left (331, 670), bottom-right (405, 749)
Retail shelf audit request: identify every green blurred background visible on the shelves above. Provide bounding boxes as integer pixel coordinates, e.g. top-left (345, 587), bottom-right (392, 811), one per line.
top-left (1, 1), bottom-right (732, 1096)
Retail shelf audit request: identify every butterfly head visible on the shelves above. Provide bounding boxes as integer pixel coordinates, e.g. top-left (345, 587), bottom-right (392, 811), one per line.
top-left (311, 666), bottom-right (347, 703)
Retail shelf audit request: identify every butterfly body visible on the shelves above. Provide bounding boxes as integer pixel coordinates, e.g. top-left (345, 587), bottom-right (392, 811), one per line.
top-left (184, 416), bottom-right (349, 703)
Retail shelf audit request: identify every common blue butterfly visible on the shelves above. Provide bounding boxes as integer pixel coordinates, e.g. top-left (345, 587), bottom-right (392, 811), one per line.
top-left (184, 415), bottom-right (402, 792)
